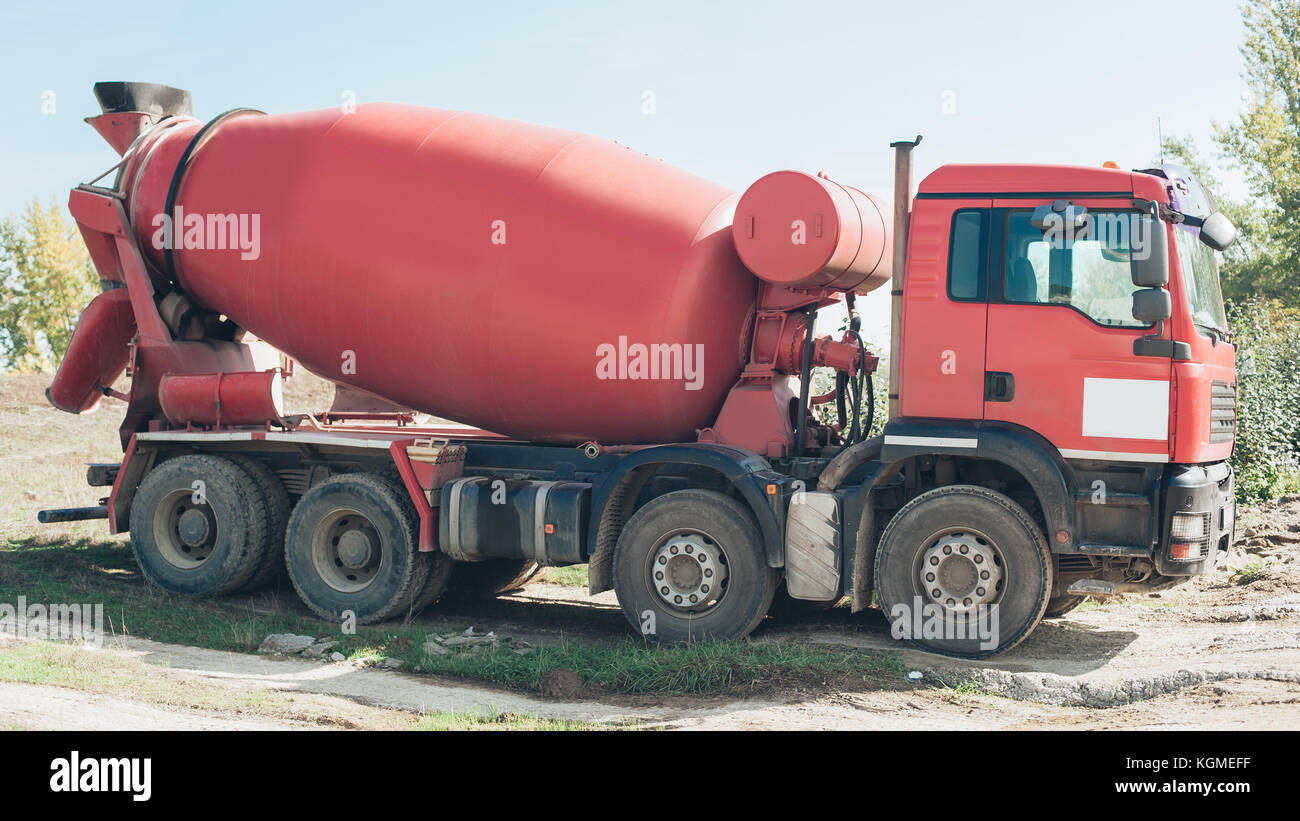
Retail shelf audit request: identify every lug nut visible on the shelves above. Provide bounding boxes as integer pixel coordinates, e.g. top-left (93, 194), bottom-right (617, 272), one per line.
top-left (977, 587), bottom-right (985, 596)
top-left (925, 572), bottom-right (935, 582)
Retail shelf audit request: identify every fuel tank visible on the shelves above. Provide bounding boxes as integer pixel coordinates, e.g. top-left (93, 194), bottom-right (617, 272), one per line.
top-left (118, 103), bottom-right (757, 444)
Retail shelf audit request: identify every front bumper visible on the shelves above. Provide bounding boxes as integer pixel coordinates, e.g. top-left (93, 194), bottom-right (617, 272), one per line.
top-left (1156, 461), bottom-right (1234, 576)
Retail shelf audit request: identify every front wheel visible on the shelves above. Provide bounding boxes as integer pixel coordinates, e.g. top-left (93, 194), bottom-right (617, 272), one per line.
top-left (874, 485), bottom-right (1051, 658)
top-left (613, 489), bottom-right (777, 643)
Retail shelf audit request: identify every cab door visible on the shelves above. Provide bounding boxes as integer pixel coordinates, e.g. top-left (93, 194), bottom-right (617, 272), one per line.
top-left (898, 198), bottom-right (992, 421)
top-left (982, 198), bottom-right (1171, 462)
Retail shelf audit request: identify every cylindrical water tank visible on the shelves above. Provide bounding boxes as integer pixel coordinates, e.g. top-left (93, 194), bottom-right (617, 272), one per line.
top-left (732, 170), bottom-right (892, 293)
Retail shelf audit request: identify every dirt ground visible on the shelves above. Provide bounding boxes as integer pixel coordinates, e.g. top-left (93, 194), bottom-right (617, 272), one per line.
top-left (2, 372), bottom-right (1298, 729)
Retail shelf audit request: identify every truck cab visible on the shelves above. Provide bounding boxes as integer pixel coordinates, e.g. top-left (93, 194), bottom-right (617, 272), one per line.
top-left (864, 161), bottom-right (1237, 651)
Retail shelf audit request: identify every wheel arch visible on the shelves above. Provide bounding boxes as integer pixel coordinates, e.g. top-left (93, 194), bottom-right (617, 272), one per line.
top-left (586, 444), bottom-right (788, 594)
top-left (851, 420), bottom-right (1078, 609)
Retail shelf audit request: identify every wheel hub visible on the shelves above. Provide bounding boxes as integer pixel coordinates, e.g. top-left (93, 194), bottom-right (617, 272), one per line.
top-left (919, 531), bottom-right (1003, 614)
top-left (177, 507), bottom-right (211, 546)
top-left (313, 512), bottom-right (382, 593)
top-left (650, 534), bottom-right (728, 612)
top-left (336, 529), bottom-right (375, 569)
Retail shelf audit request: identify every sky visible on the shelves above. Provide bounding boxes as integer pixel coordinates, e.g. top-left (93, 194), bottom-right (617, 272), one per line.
top-left (0, 0), bottom-right (1255, 347)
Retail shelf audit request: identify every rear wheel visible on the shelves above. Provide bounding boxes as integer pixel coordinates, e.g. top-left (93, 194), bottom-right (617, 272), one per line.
top-left (874, 485), bottom-right (1051, 658)
top-left (285, 474), bottom-right (430, 624)
top-left (128, 455), bottom-right (270, 597)
top-left (1043, 594), bottom-right (1086, 618)
top-left (227, 454), bottom-right (291, 591)
top-left (613, 489), bottom-right (777, 643)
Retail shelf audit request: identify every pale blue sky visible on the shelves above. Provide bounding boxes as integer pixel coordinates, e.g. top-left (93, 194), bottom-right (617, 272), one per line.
top-left (0, 0), bottom-right (1254, 346)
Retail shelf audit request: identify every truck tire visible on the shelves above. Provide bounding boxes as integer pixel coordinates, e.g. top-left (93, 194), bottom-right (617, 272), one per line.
top-left (874, 485), bottom-right (1051, 658)
top-left (449, 559), bottom-right (543, 597)
top-left (285, 473), bottom-right (430, 624)
top-left (128, 454), bottom-right (271, 597)
top-left (1043, 594), bottom-right (1086, 618)
top-left (409, 551), bottom-right (456, 613)
top-left (226, 454), bottom-right (291, 591)
top-left (613, 489), bottom-right (777, 643)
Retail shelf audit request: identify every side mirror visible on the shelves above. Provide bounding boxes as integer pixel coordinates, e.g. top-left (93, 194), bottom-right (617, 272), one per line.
top-left (1132, 287), bottom-right (1172, 323)
top-left (1199, 211), bottom-right (1237, 251)
top-left (1130, 214), bottom-right (1169, 287)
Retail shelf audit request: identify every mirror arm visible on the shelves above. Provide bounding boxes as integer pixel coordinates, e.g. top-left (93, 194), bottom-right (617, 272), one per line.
top-left (1134, 321), bottom-right (1191, 360)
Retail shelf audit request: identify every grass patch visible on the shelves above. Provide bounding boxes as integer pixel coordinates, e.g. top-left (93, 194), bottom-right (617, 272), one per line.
top-left (410, 709), bottom-right (615, 731)
top-left (930, 673), bottom-right (998, 699)
top-left (403, 635), bottom-right (908, 695)
top-left (540, 565), bottom-right (588, 588)
top-left (0, 537), bottom-right (906, 698)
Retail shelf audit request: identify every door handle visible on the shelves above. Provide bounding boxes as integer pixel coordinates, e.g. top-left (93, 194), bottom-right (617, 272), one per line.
top-left (985, 371), bottom-right (1015, 402)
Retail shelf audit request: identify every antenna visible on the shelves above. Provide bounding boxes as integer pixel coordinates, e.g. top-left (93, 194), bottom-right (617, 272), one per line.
top-left (1157, 116), bottom-right (1164, 165)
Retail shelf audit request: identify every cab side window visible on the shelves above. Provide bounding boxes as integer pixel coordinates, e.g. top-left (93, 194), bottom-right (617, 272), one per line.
top-left (1003, 210), bottom-right (1146, 328)
top-left (948, 210), bottom-right (988, 301)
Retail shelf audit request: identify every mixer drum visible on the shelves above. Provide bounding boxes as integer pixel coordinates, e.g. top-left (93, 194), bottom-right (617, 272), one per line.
top-left (123, 104), bottom-right (758, 444)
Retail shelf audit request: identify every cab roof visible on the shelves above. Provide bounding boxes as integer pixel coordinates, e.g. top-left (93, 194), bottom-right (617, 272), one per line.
top-left (918, 164), bottom-right (1160, 197)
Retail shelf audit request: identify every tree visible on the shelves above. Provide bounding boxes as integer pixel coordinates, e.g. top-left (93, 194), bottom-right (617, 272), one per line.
top-left (1159, 1), bottom-right (1300, 304)
top-left (1158, 135), bottom-right (1278, 303)
top-left (0, 199), bottom-right (98, 372)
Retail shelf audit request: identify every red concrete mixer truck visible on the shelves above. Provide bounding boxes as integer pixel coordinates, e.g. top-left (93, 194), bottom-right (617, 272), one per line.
top-left (38, 82), bottom-right (1239, 657)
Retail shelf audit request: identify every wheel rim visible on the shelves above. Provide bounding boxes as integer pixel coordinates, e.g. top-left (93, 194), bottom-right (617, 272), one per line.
top-left (646, 530), bottom-right (730, 614)
top-left (311, 508), bottom-right (384, 593)
top-left (915, 527), bottom-right (1004, 615)
top-left (152, 488), bottom-right (218, 569)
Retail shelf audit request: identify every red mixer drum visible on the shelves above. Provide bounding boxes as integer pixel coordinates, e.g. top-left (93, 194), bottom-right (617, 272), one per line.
top-left (118, 104), bottom-right (758, 444)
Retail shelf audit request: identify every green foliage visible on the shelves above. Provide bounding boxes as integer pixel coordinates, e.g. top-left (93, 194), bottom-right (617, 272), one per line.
top-left (1161, 1), bottom-right (1300, 304)
top-left (1227, 298), bottom-right (1300, 503)
top-left (811, 364), bottom-right (887, 443)
top-left (1228, 557), bottom-right (1277, 585)
top-left (0, 199), bottom-right (98, 372)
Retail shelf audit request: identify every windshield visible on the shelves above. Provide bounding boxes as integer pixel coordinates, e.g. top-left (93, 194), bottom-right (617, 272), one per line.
top-left (1174, 225), bottom-right (1228, 333)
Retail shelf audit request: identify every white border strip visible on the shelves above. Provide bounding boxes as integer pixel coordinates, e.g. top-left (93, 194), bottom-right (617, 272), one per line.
top-left (1059, 448), bottom-right (1168, 463)
top-left (136, 432), bottom-right (254, 442)
top-left (883, 435), bottom-right (979, 449)
top-left (263, 432), bottom-right (396, 449)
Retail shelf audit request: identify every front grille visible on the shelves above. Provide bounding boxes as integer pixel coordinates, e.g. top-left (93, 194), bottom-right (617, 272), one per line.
top-left (1210, 380), bottom-right (1236, 444)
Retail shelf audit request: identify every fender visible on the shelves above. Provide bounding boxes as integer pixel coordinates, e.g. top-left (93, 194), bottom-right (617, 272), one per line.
top-left (585, 443), bottom-right (790, 594)
top-left (878, 418), bottom-right (1080, 546)
top-left (847, 418), bottom-right (1080, 611)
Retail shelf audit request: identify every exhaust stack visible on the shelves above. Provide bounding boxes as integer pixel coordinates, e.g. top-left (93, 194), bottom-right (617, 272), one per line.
top-left (887, 135), bottom-right (921, 418)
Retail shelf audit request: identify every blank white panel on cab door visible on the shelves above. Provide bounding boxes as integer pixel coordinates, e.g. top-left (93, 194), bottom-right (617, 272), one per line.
top-left (1081, 378), bottom-right (1170, 441)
